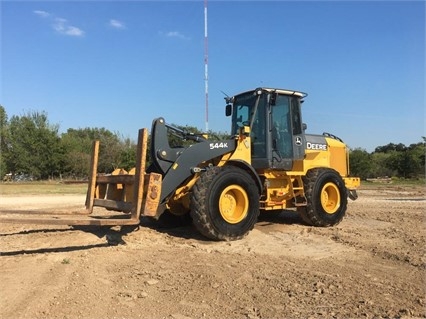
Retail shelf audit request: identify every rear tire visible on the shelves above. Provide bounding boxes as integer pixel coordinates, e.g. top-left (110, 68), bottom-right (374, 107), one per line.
top-left (190, 166), bottom-right (259, 241)
top-left (298, 168), bottom-right (347, 226)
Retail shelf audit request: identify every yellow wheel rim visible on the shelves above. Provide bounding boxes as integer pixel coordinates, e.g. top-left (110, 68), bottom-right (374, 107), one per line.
top-left (321, 182), bottom-right (341, 214)
top-left (219, 185), bottom-right (249, 224)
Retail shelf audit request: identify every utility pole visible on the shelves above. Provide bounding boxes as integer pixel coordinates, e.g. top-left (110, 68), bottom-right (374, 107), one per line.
top-left (204, 0), bottom-right (209, 132)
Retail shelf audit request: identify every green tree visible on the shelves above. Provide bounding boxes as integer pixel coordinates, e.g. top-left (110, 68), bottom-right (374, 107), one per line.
top-left (371, 152), bottom-right (394, 177)
top-left (404, 142), bottom-right (425, 178)
top-left (118, 136), bottom-right (137, 171)
top-left (0, 105), bottom-right (9, 178)
top-left (60, 129), bottom-right (93, 179)
top-left (349, 148), bottom-right (373, 180)
top-left (61, 127), bottom-right (134, 177)
top-left (7, 111), bottom-right (63, 179)
top-left (373, 140), bottom-right (426, 179)
top-left (375, 142), bottom-right (407, 153)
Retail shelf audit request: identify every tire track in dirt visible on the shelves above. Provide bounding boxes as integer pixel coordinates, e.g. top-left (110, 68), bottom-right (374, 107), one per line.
top-left (0, 186), bottom-right (425, 318)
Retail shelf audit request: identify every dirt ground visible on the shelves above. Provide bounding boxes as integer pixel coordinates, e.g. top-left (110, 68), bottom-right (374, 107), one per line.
top-left (0, 184), bottom-right (425, 319)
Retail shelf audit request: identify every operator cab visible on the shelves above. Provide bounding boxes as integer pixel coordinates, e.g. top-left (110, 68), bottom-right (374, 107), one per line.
top-left (226, 88), bottom-right (307, 170)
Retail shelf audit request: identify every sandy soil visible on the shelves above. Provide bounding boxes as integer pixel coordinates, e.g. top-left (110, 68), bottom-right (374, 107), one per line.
top-left (0, 185), bottom-right (425, 319)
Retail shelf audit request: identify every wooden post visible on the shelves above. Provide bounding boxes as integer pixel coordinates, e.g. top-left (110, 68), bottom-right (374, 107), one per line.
top-left (131, 128), bottom-right (148, 220)
top-left (85, 140), bottom-right (100, 213)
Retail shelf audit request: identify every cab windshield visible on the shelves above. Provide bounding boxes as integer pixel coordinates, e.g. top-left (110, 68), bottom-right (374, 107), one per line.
top-left (231, 91), bottom-right (268, 158)
top-left (231, 91), bottom-right (266, 135)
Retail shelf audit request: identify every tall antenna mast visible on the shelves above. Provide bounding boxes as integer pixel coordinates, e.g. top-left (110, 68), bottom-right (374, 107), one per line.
top-left (204, 0), bottom-right (209, 132)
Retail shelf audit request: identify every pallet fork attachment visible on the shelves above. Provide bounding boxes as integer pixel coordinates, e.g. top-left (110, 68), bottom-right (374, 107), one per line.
top-left (0, 128), bottom-right (162, 226)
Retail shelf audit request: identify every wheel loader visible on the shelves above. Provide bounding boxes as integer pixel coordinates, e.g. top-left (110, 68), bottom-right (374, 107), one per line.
top-left (0, 87), bottom-right (360, 241)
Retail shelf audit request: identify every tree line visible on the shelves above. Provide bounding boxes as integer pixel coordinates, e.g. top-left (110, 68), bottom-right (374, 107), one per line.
top-left (349, 141), bottom-right (425, 180)
top-left (0, 105), bottom-right (424, 181)
top-left (0, 106), bottom-right (215, 181)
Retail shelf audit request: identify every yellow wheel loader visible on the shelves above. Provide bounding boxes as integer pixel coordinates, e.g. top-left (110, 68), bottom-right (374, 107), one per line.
top-left (0, 87), bottom-right (360, 241)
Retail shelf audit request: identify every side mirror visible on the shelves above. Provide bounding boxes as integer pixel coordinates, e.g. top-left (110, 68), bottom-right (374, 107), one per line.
top-left (302, 123), bottom-right (307, 131)
top-left (225, 104), bottom-right (232, 116)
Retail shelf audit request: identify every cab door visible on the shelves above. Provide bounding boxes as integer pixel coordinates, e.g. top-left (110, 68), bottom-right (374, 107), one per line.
top-left (290, 97), bottom-right (305, 160)
top-left (270, 94), bottom-right (305, 170)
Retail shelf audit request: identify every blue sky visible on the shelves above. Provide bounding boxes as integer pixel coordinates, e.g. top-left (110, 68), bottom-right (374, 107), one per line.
top-left (1, 1), bottom-right (424, 152)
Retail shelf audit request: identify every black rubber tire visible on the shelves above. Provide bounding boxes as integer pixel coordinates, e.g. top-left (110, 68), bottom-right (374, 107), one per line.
top-left (298, 168), bottom-right (348, 227)
top-left (190, 166), bottom-right (260, 241)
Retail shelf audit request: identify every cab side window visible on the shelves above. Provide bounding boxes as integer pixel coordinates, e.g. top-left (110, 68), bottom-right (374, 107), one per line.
top-left (251, 96), bottom-right (267, 158)
top-left (291, 97), bottom-right (302, 135)
top-left (271, 95), bottom-right (293, 158)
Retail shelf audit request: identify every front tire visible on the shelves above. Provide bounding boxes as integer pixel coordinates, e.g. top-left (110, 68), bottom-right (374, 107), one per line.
top-left (298, 168), bottom-right (348, 226)
top-left (190, 166), bottom-right (260, 241)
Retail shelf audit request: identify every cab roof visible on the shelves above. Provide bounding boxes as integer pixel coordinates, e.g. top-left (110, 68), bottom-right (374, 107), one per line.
top-left (238, 87), bottom-right (308, 98)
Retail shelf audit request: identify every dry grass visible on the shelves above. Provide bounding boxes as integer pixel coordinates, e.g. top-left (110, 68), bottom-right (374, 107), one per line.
top-left (0, 181), bottom-right (87, 195)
